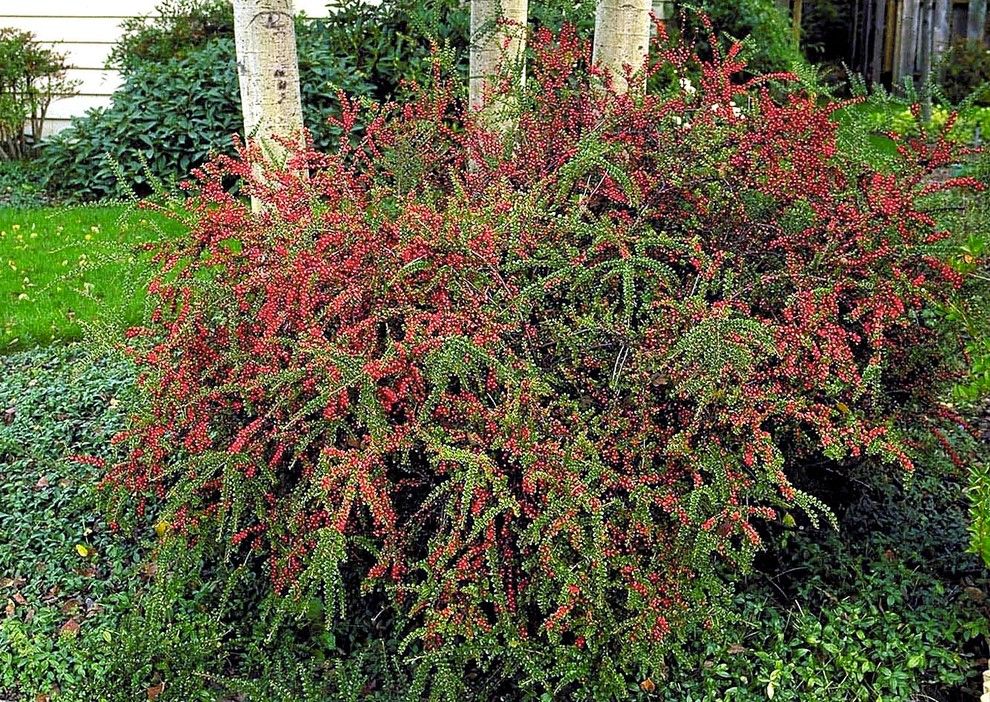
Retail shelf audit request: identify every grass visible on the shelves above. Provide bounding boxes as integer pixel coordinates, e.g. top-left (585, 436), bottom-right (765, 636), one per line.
top-left (0, 205), bottom-right (186, 352)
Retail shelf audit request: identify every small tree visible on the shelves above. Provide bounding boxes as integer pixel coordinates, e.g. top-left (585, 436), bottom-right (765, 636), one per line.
top-left (0, 28), bottom-right (77, 160)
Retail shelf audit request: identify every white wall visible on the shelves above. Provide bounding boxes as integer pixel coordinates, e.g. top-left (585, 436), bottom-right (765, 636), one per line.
top-left (0, 0), bottom-right (333, 136)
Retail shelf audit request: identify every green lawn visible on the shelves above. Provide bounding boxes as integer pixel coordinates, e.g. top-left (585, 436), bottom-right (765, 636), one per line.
top-left (0, 205), bottom-right (186, 351)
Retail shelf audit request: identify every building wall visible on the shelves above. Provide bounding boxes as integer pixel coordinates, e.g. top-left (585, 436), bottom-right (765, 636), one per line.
top-left (0, 0), bottom-right (333, 136)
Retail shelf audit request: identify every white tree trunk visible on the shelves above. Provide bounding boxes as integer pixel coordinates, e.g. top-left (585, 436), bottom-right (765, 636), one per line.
top-left (232, 0), bottom-right (305, 168)
top-left (592, 0), bottom-right (652, 93)
top-left (469, 0), bottom-right (529, 119)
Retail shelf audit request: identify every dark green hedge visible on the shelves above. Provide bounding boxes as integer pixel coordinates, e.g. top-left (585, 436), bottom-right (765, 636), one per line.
top-left (37, 32), bottom-right (372, 202)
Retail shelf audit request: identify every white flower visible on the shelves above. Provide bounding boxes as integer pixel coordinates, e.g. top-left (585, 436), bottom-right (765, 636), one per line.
top-left (731, 105), bottom-right (743, 118)
top-left (679, 77), bottom-right (696, 95)
top-left (711, 103), bottom-right (721, 113)
top-left (672, 115), bottom-right (683, 126)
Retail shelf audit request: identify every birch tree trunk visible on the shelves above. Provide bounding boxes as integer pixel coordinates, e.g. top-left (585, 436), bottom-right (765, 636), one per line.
top-left (232, 0), bottom-right (305, 168)
top-left (469, 0), bottom-right (529, 121)
top-left (592, 0), bottom-right (652, 93)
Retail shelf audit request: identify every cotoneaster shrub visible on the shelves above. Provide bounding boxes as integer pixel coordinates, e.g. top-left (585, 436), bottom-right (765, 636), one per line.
top-left (102, 23), bottom-right (985, 698)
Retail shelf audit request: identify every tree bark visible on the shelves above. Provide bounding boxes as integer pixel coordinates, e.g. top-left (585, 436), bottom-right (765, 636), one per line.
top-left (232, 0), bottom-right (305, 168)
top-left (469, 0), bottom-right (529, 120)
top-left (592, 0), bottom-right (652, 93)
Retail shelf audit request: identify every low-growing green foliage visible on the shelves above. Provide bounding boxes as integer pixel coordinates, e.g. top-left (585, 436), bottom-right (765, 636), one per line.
top-left (857, 101), bottom-right (990, 146)
top-left (0, 346), bottom-right (145, 698)
top-left (0, 205), bottom-right (186, 351)
top-left (0, 160), bottom-right (48, 209)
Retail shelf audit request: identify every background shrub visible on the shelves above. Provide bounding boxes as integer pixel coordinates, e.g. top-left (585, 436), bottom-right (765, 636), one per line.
top-left (0, 160), bottom-right (48, 207)
top-left (100, 23), bottom-right (987, 698)
top-left (106, 0), bottom-right (233, 71)
top-left (689, 0), bottom-right (806, 74)
top-left (38, 31), bottom-right (372, 202)
top-left (940, 39), bottom-right (990, 106)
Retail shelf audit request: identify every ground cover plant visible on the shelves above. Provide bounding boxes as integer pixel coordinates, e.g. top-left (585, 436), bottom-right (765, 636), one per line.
top-left (95, 18), bottom-right (990, 699)
top-left (0, 160), bottom-right (49, 208)
top-left (0, 206), bottom-right (186, 350)
top-left (0, 346), bottom-right (144, 699)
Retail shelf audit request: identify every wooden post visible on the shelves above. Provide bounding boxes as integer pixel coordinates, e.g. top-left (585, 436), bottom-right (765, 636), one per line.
top-left (883, 0), bottom-right (898, 75)
top-left (232, 0), bottom-right (304, 169)
top-left (469, 0), bottom-right (529, 119)
top-left (969, 0), bottom-right (987, 43)
top-left (919, 0), bottom-right (934, 122)
top-left (592, 0), bottom-right (652, 93)
top-left (895, 0), bottom-right (920, 85)
top-left (852, 0), bottom-right (862, 69)
top-left (792, 0), bottom-right (804, 45)
top-left (871, 0), bottom-right (888, 84)
top-left (933, 0), bottom-right (951, 60)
